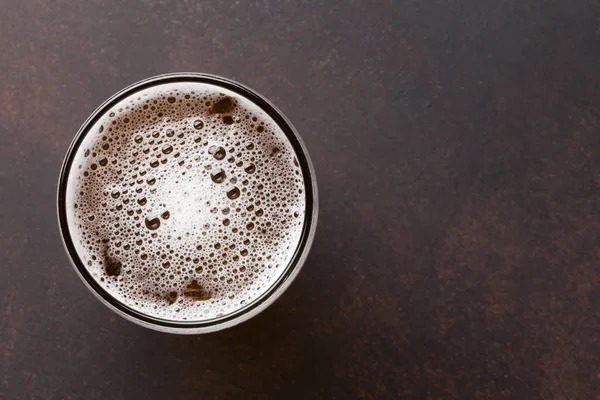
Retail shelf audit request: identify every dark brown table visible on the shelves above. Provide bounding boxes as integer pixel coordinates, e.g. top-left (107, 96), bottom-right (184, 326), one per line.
top-left (2, 1), bottom-right (600, 399)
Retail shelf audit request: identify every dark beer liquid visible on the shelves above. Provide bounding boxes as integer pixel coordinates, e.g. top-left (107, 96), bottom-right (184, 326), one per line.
top-left (65, 82), bottom-right (306, 321)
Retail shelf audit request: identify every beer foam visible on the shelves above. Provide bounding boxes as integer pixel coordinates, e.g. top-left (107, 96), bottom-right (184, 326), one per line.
top-left (65, 82), bottom-right (306, 321)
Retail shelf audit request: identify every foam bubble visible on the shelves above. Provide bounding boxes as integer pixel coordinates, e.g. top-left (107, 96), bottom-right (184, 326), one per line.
top-left (65, 82), bottom-right (306, 322)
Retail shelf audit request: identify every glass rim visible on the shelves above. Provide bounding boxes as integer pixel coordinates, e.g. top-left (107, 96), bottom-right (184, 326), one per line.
top-left (56, 73), bottom-right (318, 334)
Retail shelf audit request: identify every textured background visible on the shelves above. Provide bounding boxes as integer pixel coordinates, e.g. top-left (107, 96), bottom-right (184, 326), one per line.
top-left (2, 1), bottom-right (600, 399)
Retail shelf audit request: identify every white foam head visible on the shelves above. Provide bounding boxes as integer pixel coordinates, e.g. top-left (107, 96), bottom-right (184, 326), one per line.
top-left (65, 81), bottom-right (306, 321)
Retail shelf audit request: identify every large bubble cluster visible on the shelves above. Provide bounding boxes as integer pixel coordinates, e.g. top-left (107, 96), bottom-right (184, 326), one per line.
top-left (65, 82), bottom-right (306, 321)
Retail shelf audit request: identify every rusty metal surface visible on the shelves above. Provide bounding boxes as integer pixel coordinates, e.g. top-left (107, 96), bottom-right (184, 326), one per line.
top-left (1, 1), bottom-right (600, 398)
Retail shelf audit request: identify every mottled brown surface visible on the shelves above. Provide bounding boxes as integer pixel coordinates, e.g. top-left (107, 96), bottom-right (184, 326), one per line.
top-left (1, 1), bottom-right (600, 399)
